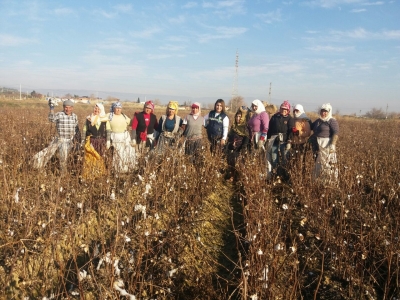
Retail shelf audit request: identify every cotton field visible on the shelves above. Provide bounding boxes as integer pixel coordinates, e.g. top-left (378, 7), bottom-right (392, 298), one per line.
top-left (0, 101), bottom-right (399, 299)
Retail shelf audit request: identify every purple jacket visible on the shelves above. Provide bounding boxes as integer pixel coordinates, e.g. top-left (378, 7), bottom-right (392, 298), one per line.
top-left (247, 111), bottom-right (269, 140)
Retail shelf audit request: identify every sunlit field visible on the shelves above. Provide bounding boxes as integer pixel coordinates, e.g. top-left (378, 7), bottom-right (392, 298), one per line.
top-left (0, 99), bottom-right (399, 299)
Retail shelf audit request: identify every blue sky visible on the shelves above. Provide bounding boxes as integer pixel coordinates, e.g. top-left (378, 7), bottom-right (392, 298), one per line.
top-left (0, 0), bottom-right (399, 114)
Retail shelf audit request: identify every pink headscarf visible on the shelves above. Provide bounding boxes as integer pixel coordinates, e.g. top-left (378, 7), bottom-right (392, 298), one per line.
top-left (191, 102), bottom-right (201, 116)
top-left (280, 100), bottom-right (291, 111)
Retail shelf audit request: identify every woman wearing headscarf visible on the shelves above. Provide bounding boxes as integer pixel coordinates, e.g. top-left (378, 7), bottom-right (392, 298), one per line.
top-left (181, 102), bottom-right (204, 157)
top-left (247, 99), bottom-right (270, 150)
top-left (267, 100), bottom-right (295, 178)
top-left (156, 101), bottom-right (183, 153)
top-left (81, 103), bottom-right (110, 178)
top-left (131, 100), bottom-right (158, 153)
top-left (291, 104), bottom-right (312, 170)
top-left (226, 106), bottom-right (250, 180)
top-left (311, 103), bottom-right (339, 182)
top-left (108, 102), bottom-right (136, 173)
top-left (204, 99), bottom-right (229, 154)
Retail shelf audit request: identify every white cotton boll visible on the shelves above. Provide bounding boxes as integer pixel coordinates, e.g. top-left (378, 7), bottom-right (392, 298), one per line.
top-left (274, 243), bottom-right (282, 251)
top-left (14, 187), bottom-right (21, 203)
top-left (138, 175), bottom-right (143, 181)
top-left (125, 235), bottom-right (131, 242)
top-left (257, 249), bottom-right (263, 255)
top-left (282, 204), bottom-right (288, 210)
top-left (78, 270), bottom-right (87, 281)
top-left (113, 279), bottom-right (137, 299)
top-left (77, 202), bottom-right (83, 209)
top-left (7, 229), bottom-right (14, 236)
top-left (104, 252), bottom-right (112, 264)
top-left (168, 268), bottom-right (178, 277)
top-left (41, 223), bottom-right (47, 228)
top-left (250, 294), bottom-right (258, 300)
top-left (114, 259), bottom-right (121, 277)
top-left (142, 184), bottom-right (151, 197)
top-left (290, 246), bottom-right (297, 253)
top-left (144, 231), bottom-right (149, 236)
top-left (110, 189), bottom-right (116, 200)
top-left (59, 187), bottom-right (63, 192)
top-left (262, 266), bottom-right (269, 281)
top-left (134, 204), bottom-right (147, 219)
top-left (154, 213), bottom-right (160, 220)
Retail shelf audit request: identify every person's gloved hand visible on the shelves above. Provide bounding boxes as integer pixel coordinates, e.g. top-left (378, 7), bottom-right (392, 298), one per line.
top-left (48, 98), bottom-right (55, 109)
top-left (221, 139), bottom-right (226, 146)
top-left (330, 144), bottom-right (336, 153)
top-left (257, 140), bottom-right (265, 150)
top-left (286, 143), bottom-right (291, 150)
top-left (130, 139), bottom-right (137, 147)
top-left (106, 141), bottom-right (111, 150)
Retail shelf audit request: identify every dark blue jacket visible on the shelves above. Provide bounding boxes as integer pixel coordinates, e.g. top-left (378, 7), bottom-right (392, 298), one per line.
top-left (206, 110), bottom-right (227, 140)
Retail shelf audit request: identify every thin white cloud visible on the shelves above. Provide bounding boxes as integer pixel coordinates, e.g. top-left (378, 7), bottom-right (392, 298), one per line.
top-left (203, 0), bottom-right (245, 9)
top-left (159, 44), bottom-right (187, 51)
top-left (0, 34), bottom-right (35, 46)
top-left (302, 0), bottom-right (363, 9)
top-left (182, 2), bottom-right (198, 8)
top-left (96, 39), bottom-right (138, 54)
top-left (306, 45), bottom-right (355, 52)
top-left (130, 27), bottom-right (163, 39)
top-left (382, 30), bottom-right (400, 39)
top-left (197, 26), bottom-right (247, 43)
top-left (147, 54), bottom-right (172, 60)
top-left (256, 9), bottom-right (282, 24)
top-left (53, 7), bottom-right (74, 15)
top-left (362, 1), bottom-right (384, 6)
top-left (113, 4), bottom-right (133, 13)
top-left (93, 9), bottom-right (117, 19)
top-left (93, 4), bottom-right (132, 18)
top-left (202, 0), bottom-right (246, 16)
top-left (330, 28), bottom-right (400, 40)
top-left (166, 36), bottom-right (190, 42)
top-left (351, 8), bottom-right (366, 12)
top-left (168, 15), bottom-right (186, 24)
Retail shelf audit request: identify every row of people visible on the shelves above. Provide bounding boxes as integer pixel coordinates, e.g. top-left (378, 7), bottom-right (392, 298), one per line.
top-left (226, 100), bottom-right (339, 182)
top-left (33, 98), bottom-right (339, 183)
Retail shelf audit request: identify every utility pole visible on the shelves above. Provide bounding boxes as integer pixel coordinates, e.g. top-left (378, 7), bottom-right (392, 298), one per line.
top-left (385, 103), bottom-right (388, 119)
top-left (268, 82), bottom-right (272, 103)
top-left (231, 49), bottom-right (239, 111)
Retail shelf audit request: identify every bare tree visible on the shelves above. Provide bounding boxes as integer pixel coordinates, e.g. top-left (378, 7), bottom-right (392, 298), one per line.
top-left (365, 107), bottom-right (386, 119)
top-left (228, 95), bottom-right (245, 112)
top-left (106, 96), bottom-right (119, 102)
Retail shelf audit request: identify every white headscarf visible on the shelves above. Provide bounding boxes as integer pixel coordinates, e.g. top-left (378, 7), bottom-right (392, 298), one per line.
top-left (251, 99), bottom-right (266, 115)
top-left (87, 103), bottom-right (108, 126)
top-left (320, 103), bottom-right (333, 122)
top-left (293, 104), bottom-right (305, 118)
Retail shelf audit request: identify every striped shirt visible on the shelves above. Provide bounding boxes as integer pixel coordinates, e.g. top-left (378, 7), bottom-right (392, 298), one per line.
top-left (48, 112), bottom-right (79, 139)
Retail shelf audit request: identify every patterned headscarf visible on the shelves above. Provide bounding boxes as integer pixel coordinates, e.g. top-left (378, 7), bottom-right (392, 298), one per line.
top-left (109, 102), bottom-right (123, 121)
top-left (144, 101), bottom-right (154, 112)
top-left (231, 109), bottom-right (249, 137)
top-left (280, 100), bottom-right (291, 111)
